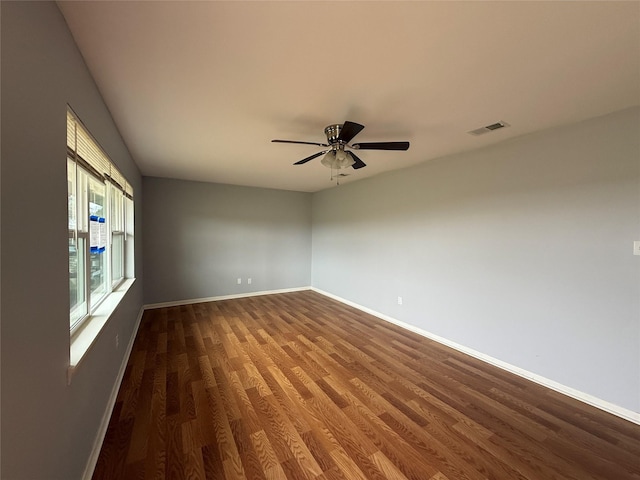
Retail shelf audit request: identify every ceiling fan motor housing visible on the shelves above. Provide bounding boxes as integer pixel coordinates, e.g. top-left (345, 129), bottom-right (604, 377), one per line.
top-left (324, 124), bottom-right (344, 145)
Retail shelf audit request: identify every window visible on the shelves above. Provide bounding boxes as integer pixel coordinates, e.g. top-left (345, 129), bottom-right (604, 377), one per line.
top-left (67, 109), bottom-right (134, 333)
top-left (110, 183), bottom-right (124, 286)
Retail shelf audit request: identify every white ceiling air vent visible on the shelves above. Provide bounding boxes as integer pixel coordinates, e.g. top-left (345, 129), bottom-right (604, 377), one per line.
top-left (468, 121), bottom-right (510, 136)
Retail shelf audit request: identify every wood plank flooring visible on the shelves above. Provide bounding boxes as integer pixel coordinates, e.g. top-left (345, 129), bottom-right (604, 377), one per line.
top-left (92, 290), bottom-right (640, 479)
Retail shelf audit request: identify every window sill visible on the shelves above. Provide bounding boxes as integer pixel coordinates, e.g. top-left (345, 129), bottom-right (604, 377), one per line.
top-left (68, 278), bottom-right (136, 384)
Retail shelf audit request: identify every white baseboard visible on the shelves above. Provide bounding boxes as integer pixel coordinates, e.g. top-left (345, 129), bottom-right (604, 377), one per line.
top-left (82, 306), bottom-right (145, 480)
top-left (311, 287), bottom-right (640, 426)
top-left (143, 286), bottom-right (312, 310)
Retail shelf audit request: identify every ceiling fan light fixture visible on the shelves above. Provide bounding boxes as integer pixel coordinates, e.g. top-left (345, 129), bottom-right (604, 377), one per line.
top-left (321, 149), bottom-right (355, 170)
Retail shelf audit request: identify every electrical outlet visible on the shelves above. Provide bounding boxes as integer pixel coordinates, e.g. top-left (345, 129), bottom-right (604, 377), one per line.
top-left (634, 241), bottom-right (640, 256)
top-left (247, 278), bottom-right (252, 285)
top-left (397, 296), bottom-right (403, 305)
top-left (237, 278), bottom-right (242, 284)
top-left (115, 334), bottom-right (119, 349)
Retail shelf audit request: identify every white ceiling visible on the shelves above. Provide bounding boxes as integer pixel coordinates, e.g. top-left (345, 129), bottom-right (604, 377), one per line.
top-left (58, 1), bottom-right (640, 193)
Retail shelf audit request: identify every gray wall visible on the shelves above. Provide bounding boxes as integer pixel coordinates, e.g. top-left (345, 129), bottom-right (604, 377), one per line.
top-left (312, 107), bottom-right (640, 413)
top-left (1, 3), bottom-right (143, 479)
top-left (143, 177), bottom-right (311, 305)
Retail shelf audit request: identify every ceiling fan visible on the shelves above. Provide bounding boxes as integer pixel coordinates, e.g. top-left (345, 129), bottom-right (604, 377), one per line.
top-left (272, 121), bottom-right (410, 172)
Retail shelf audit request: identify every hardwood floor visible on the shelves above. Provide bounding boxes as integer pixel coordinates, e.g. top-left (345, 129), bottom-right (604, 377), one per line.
top-left (92, 290), bottom-right (640, 479)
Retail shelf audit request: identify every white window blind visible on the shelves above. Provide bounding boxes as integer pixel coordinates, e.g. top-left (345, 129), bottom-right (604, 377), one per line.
top-left (67, 110), bottom-right (133, 198)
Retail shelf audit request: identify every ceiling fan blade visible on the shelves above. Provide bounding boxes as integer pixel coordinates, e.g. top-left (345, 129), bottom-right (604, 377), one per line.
top-left (352, 141), bottom-right (410, 151)
top-left (338, 121), bottom-right (365, 144)
top-left (272, 139), bottom-right (330, 147)
top-left (293, 150), bottom-right (328, 165)
top-left (349, 152), bottom-right (367, 170)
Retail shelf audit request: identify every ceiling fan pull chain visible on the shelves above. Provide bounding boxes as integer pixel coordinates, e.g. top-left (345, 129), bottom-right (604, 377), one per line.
top-left (330, 166), bottom-right (340, 186)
